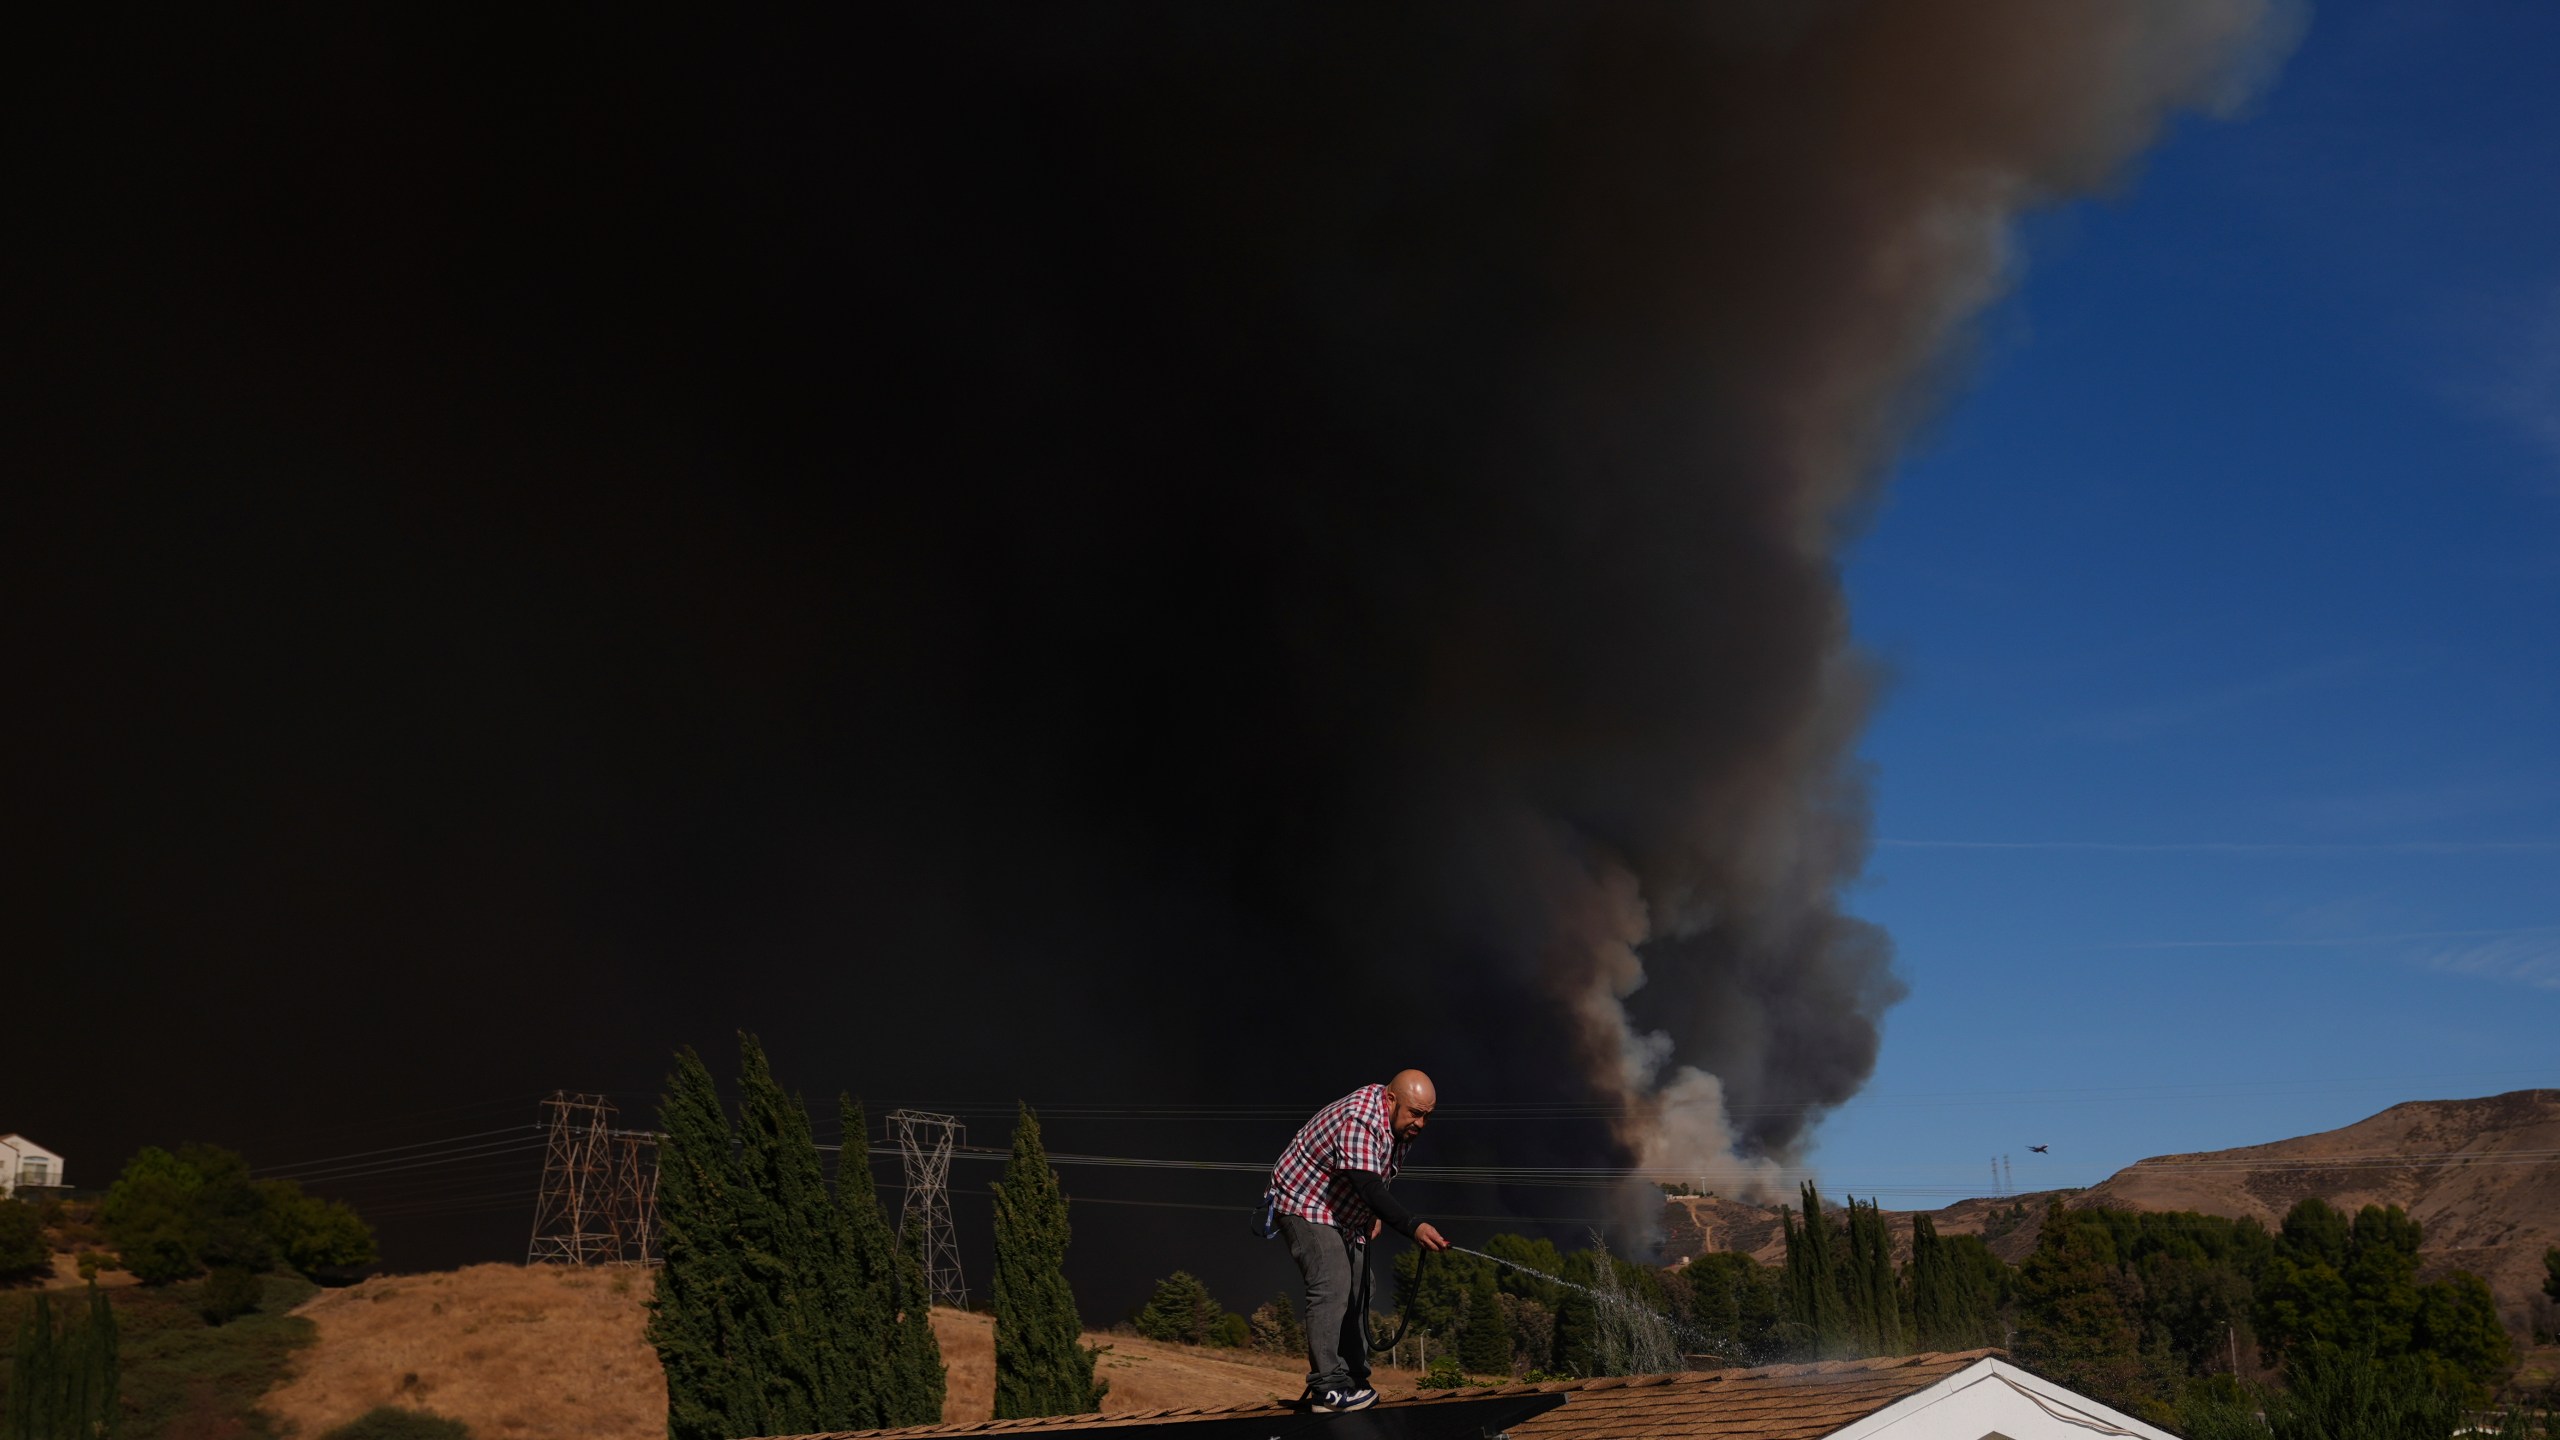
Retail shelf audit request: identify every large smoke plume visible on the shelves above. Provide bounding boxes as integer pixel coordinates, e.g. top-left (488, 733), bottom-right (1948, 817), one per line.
top-left (7, 0), bottom-right (2292, 1267)
top-left (833, 0), bottom-right (2290, 1196)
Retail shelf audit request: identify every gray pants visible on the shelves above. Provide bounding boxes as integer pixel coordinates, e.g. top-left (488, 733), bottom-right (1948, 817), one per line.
top-left (1280, 1213), bottom-right (1371, 1392)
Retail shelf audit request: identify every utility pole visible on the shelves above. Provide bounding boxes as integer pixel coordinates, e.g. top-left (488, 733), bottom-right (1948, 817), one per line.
top-left (528, 1092), bottom-right (622, 1266)
top-left (887, 1109), bottom-right (968, 1308)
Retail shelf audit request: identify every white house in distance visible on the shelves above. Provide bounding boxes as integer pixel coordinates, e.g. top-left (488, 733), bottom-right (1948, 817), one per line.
top-left (1, 1134), bottom-right (67, 1198)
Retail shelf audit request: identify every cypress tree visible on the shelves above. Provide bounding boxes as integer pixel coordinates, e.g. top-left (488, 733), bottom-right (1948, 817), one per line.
top-left (649, 1046), bottom-right (765, 1440)
top-left (10, 1291), bottom-right (53, 1440)
top-left (1911, 1213), bottom-right (1951, 1350)
top-left (650, 1041), bottom-right (946, 1438)
top-left (1780, 1185), bottom-right (1851, 1358)
top-left (1460, 1264), bottom-right (1513, 1376)
top-left (826, 1096), bottom-right (898, 1429)
top-left (88, 1281), bottom-right (119, 1440)
top-left (993, 1105), bottom-right (1104, 1418)
top-left (1549, 1251), bottom-right (1600, 1376)
top-left (740, 1036), bottom-right (883, 1433)
top-left (1841, 1198), bottom-right (1904, 1356)
top-left (888, 1216), bottom-right (949, 1424)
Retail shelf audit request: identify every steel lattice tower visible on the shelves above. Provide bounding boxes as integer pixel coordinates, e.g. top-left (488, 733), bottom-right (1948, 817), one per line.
top-left (528, 1092), bottom-right (624, 1266)
top-left (887, 1109), bottom-right (966, 1307)
top-left (606, 1131), bottom-right (661, 1266)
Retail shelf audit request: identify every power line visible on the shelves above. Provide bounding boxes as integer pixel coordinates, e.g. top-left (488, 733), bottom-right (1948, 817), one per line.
top-left (254, 1124), bottom-right (541, 1179)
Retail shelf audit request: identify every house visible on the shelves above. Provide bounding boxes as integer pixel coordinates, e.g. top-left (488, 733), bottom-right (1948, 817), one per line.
top-left (759, 1351), bottom-right (2185, 1440)
top-left (1, 1134), bottom-right (67, 1197)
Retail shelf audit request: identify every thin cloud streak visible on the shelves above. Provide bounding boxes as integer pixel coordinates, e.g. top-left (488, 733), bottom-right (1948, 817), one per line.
top-left (2103, 924), bottom-right (2560, 951)
top-left (2426, 935), bottom-right (2560, 990)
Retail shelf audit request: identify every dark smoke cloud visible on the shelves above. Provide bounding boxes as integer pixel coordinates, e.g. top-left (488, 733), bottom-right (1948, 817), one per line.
top-left (5, 1), bottom-right (2288, 1270)
top-left (826, 0), bottom-right (2289, 1193)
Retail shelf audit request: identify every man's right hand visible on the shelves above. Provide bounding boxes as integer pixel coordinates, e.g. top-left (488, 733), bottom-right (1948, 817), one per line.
top-left (1413, 1222), bottom-right (1451, 1252)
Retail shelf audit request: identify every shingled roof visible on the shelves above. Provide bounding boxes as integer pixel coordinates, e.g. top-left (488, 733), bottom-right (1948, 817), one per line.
top-left (767, 1349), bottom-right (2010, 1440)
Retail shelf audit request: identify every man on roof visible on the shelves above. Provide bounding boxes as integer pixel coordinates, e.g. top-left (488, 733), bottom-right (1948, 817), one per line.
top-left (1266, 1070), bottom-right (1452, 1414)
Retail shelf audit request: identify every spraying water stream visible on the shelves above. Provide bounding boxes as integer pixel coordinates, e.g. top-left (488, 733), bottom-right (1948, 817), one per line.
top-left (1444, 1241), bottom-right (1725, 1372)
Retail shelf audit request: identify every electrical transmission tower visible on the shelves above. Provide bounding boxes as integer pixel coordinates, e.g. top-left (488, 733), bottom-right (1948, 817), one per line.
top-left (605, 1131), bottom-right (660, 1266)
top-left (887, 1109), bottom-right (966, 1308)
top-left (529, 1093), bottom-right (623, 1265)
top-left (527, 1092), bottom-right (659, 1266)
top-left (1990, 1156), bottom-right (2002, 1197)
top-left (2003, 1154), bottom-right (2013, 1194)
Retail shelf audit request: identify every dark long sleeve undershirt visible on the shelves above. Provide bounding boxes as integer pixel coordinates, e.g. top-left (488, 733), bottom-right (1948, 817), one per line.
top-left (1343, 1169), bottom-right (1422, 1238)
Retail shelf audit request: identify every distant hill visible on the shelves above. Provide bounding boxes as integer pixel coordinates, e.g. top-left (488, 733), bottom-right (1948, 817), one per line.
top-left (1659, 1089), bottom-right (2560, 1326)
top-left (2077, 1088), bottom-right (2560, 1327)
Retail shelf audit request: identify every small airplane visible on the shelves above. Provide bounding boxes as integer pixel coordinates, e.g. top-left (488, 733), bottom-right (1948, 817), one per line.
top-left (2027, 1145), bottom-right (2050, 1154)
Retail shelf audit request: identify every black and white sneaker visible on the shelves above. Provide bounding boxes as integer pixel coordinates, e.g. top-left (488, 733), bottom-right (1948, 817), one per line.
top-left (1311, 1386), bottom-right (1378, 1413)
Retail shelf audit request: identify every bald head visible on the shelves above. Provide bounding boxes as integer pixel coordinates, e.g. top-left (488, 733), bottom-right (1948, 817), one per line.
top-left (1386, 1069), bottom-right (1436, 1141)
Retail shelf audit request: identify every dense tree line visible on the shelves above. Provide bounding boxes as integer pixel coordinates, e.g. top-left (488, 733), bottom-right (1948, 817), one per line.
top-left (1763, 1190), bottom-right (2518, 1429)
top-left (647, 1038), bottom-right (944, 1440)
top-left (1778, 1185), bottom-right (2006, 1363)
top-left (1349, 1186), bottom-right (2523, 1419)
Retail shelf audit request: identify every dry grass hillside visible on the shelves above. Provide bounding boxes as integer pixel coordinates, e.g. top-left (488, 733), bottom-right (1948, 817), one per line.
top-left (2079, 1088), bottom-right (2560, 1325)
top-left (261, 1264), bottom-right (1366, 1439)
top-left (265, 1264), bottom-right (665, 1440)
top-left (1658, 1090), bottom-right (2560, 1324)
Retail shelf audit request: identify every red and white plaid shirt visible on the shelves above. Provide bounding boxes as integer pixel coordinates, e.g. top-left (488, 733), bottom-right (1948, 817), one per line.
top-left (1270, 1083), bottom-right (1406, 1231)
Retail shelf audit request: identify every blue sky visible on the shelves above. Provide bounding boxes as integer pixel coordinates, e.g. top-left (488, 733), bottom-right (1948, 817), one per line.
top-left (1818, 1), bottom-right (2560, 1203)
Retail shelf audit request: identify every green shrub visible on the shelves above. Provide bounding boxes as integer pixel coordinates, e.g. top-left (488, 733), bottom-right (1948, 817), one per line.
top-left (199, 1266), bottom-right (265, 1325)
top-left (2179, 1347), bottom-right (2466, 1440)
top-left (102, 1145), bottom-right (210, 1283)
top-left (1418, 1354), bottom-right (1467, 1389)
top-left (0, 1197), bottom-right (49, 1281)
top-left (259, 1179), bottom-right (379, 1279)
top-left (1132, 1272), bottom-right (1220, 1344)
top-left (1207, 1311), bottom-right (1250, 1349)
top-left (320, 1405), bottom-right (474, 1439)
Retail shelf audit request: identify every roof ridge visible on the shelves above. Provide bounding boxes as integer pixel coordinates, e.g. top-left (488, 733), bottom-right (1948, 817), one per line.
top-left (775, 1349), bottom-right (2016, 1438)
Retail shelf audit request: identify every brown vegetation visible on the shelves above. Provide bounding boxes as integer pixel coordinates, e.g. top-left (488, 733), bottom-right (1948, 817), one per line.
top-left (264, 1264), bottom-right (664, 1440)
top-left (262, 1264), bottom-right (1391, 1439)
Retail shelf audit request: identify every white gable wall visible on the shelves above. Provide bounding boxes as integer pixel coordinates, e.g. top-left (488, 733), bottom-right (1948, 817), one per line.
top-left (0, 1135), bottom-right (66, 1197)
top-left (1830, 1358), bottom-right (2178, 1440)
